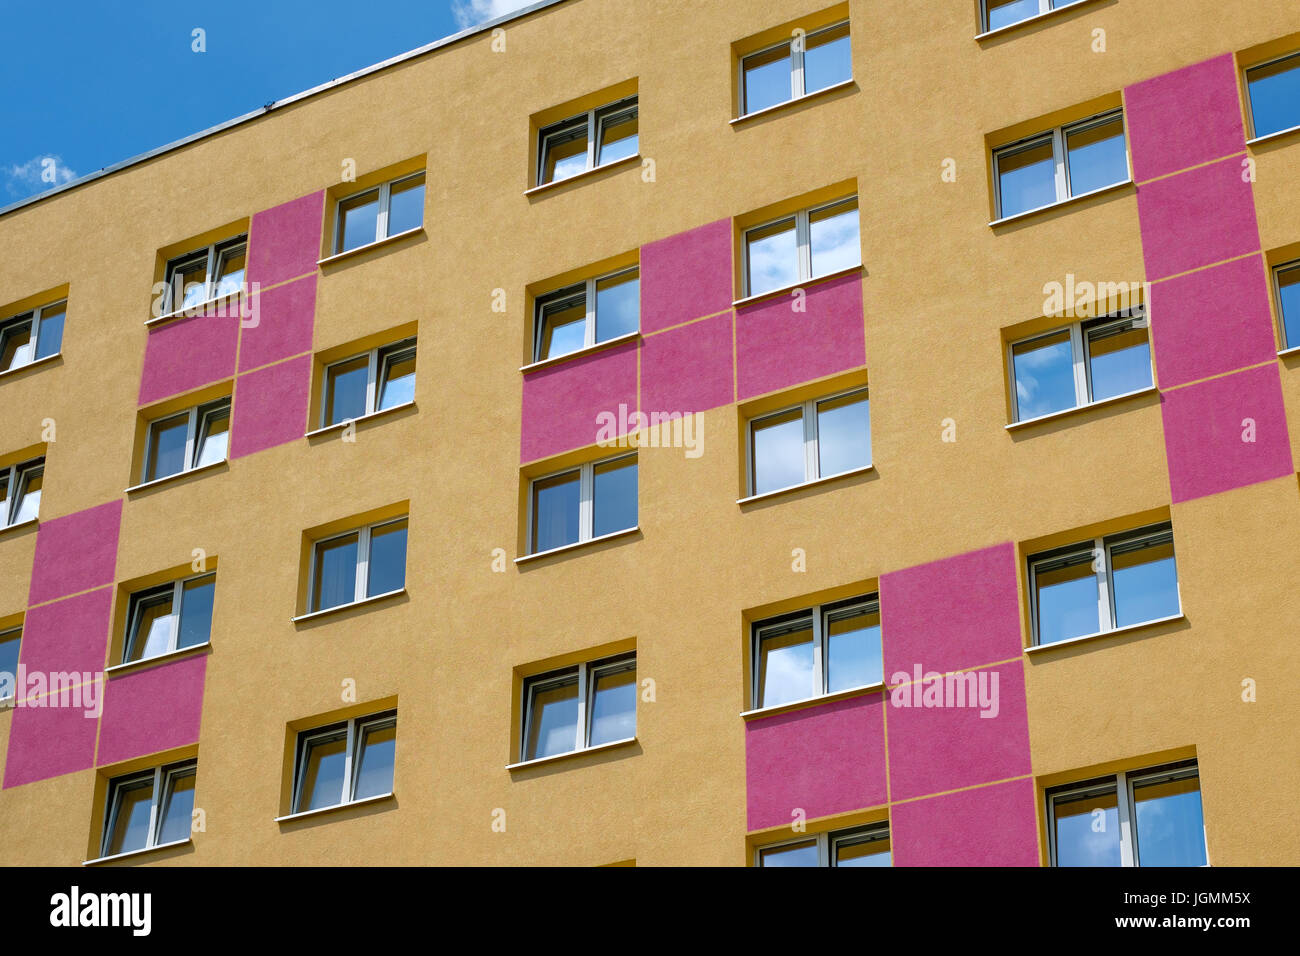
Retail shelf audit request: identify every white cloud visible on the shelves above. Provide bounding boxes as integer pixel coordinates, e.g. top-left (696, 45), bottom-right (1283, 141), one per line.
top-left (451, 0), bottom-right (534, 30)
top-left (4, 155), bottom-right (78, 199)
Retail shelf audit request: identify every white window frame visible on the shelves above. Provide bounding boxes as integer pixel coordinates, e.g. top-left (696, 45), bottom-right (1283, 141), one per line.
top-left (319, 337), bottom-right (418, 428)
top-left (746, 386), bottom-right (870, 496)
top-left (520, 652), bottom-right (637, 763)
top-left (1273, 260), bottom-right (1300, 351)
top-left (1244, 50), bottom-right (1300, 140)
top-left (307, 516), bottom-right (408, 613)
top-left (291, 710), bottom-right (397, 814)
top-left (755, 822), bottom-right (890, 867)
top-left (1008, 306), bottom-right (1151, 423)
top-left (143, 397), bottom-right (231, 484)
top-left (1028, 523), bottom-right (1179, 647)
top-left (981, 0), bottom-right (1087, 33)
top-left (122, 571), bottom-right (216, 665)
top-left (527, 452), bottom-right (637, 554)
top-left (536, 96), bottom-right (639, 186)
top-left (742, 196), bottom-right (860, 297)
top-left (1, 456), bottom-right (44, 527)
top-left (532, 267), bottom-right (640, 362)
top-left (100, 759), bottom-right (197, 859)
top-left (162, 236), bottom-right (247, 317)
top-left (0, 626), bottom-right (20, 702)
top-left (333, 172), bottom-right (426, 255)
top-left (993, 109), bottom-right (1129, 220)
top-left (1046, 760), bottom-right (1206, 867)
top-left (0, 300), bottom-right (66, 371)
top-left (738, 19), bottom-right (852, 117)
top-left (751, 595), bottom-right (881, 709)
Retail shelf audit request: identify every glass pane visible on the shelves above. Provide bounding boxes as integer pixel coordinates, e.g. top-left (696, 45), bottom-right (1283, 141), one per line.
top-left (354, 721), bottom-right (396, 800)
top-left (0, 472), bottom-right (7, 525)
top-left (1086, 321), bottom-right (1151, 401)
top-left (178, 576), bottom-right (215, 649)
top-left (835, 833), bottom-right (890, 867)
top-left (146, 413), bottom-right (190, 482)
top-left (156, 770), bottom-right (196, 845)
top-left (312, 533), bottom-right (359, 611)
top-left (1066, 116), bottom-right (1128, 196)
top-left (743, 44), bottom-right (792, 115)
top-left (1278, 266), bottom-right (1300, 350)
top-left (1053, 787), bottom-right (1121, 866)
top-left (746, 218), bottom-right (798, 296)
top-left (298, 731), bottom-right (347, 811)
top-left (816, 391), bottom-right (870, 477)
top-left (1012, 331), bottom-right (1077, 420)
top-left (11, 467), bottom-right (41, 524)
top-left (175, 258), bottom-right (209, 311)
top-left (0, 320), bottom-right (34, 371)
top-left (324, 356), bottom-right (369, 426)
top-left (826, 606), bottom-right (882, 692)
top-left (107, 777), bottom-right (155, 856)
top-left (193, 406), bottom-right (230, 468)
top-left (387, 176), bottom-right (425, 236)
top-left (366, 520), bottom-right (408, 597)
top-left (525, 677), bottom-right (579, 760)
top-left (987, 0), bottom-right (1039, 30)
top-left (1035, 554), bottom-right (1101, 645)
top-left (126, 590), bottom-right (174, 663)
top-left (759, 839), bottom-right (818, 867)
top-left (541, 123), bottom-right (589, 184)
top-left (35, 305), bottom-right (65, 360)
top-left (809, 200), bottom-right (860, 278)
top-left (595, 271), bottom-right (639, 343)
top-left (338, 191), bottom-right (380, 253)
top-left (1110, 537), bottom-right (1179, 628)
top-left (378, 348), bottom-right (416, 410)
top-left (537, 292), bottom-right (587, 361)
top-left (593, 457), bottom-right (637, 538)
top-left (0, 630), bottom-right (21, 699)
top-left (532, 471), bottom-right (580, 552)
top-left (589, 664), bottom-right (636, 746)
top-left (758, 620), bottom-right (815, 707)
top-left (1247, 55), bottom-right (1300, 139)
top-left (752, 408), bottom-right (805, 495)
top-left (597, 109), bottom-right (638, 166)
top-left (997, 138), bottom-right (1057, 218)
top-left (804, 24), bottom-right (851, 94)
top-left (1133, 773), bottom-right (1207, 866)
top-left (212, 246), bottom-right (246, 299)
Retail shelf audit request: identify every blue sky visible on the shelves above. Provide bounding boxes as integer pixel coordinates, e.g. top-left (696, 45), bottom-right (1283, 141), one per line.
top-left (0, 0), bottom-right (534, 206)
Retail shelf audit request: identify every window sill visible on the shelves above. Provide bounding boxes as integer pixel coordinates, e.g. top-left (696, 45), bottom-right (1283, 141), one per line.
top-left (125, 458), bottom-right (227, 494)
top-left (524, 154), bottom-right (641, 196)
top-left (733, 264), bottom-right (863, 309)
top-left (506, 736), bottom-right (637, 771)
top-left (147, 294), bottom-right (244, 328)
top-left (0, 353), bottom-right (61, 381)
top-left (275, 791), bottom-right (395, 824)
top-left (305, 401), bottom-right (416, 438)
top-left (740, 681), bottom-right (885, 721)
top-left (0, 517), bottom-right (38, 539)
top-left (737, 465), bottom-right (874, 505)
top-left (291, 588), bottom-right (406, 624)
top-left (1005, 385), bottom-right (1158, 430)
top-left (974, 0), bottom-right (1096, 40)
top-left (318, 227), bottom-right (425, 267)
top-left (989, 179), bottom-right (1133, 227)
top-left (514, 526), bottom-right (640, 564)
top-left (1246, 124), bottom-right (1300, 147)
top-left (84, 838), bottom-right (192, 866)
top-left (1278, 345), bottom-right (1300, 358)
top-left (520, 332), bottom-right (640, 374)
top-left (1026, 613), bottom-right (1185, 654)
top-left (730, 79), bottom-right (857, 125)
top-left (104, 641), bottom-right (211, 676)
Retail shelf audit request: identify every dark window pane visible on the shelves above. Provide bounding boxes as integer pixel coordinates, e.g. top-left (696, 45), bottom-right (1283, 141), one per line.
top-left (532, 471), bottom-right (580, 552)
top-left (0, 630), bottom-right (21, 699)
top-left (366, 520), bottom-right (408, 597)
top-left (126, 589), bottom-right (174, 663)
top-left (0, 319), bottom-right (33, 371)
top-left (354, 721), bottom-right (396, 799)
top-left (298, 731), bottom-right (347, 811)
top-left (313, 533), bottom-right (359, 611)
top-left (178, 576), bottom-right (215, 649)
top-left (107, 778), bottom-right (155, 856)
top-left (592, 457), bottom-right (637, 537)
top-left (589, 664), bottom-right (637, 746)
top-left (325, 356), bottom-right (369, 426)
top-left (146, 414), bottom-right (189, 482)
top-left (1278, 265), bottom-right (1300, 349)
top-left (35, 305), bottom-right (65, 359)
top-left (156, 770), bottom-right (196, 845)
top-left (525, 676), bottom-right (579, 760)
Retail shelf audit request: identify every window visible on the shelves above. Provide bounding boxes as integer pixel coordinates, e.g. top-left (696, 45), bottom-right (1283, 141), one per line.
top-left (142, 398), bottom-right (230, 484)
top-left (162, 237), bottom-right (246, 316)
top-left (753, 596), bottom-right (881, 709)
top-left (758, 823), bottom-right (891, 867)
top-left (320, 338), bottom-right (417, 428)
top-left (747, 387), bottom-right (869, 497)
top-left (100, 759), bottom-right (197, 859)
top-left (994, 110), bottom-right (1129, 219)
top-left (982, 0), bottom-right (1086, 32)
top-left (291, 711), bottom-right (396, 814)
top-left (1030, 523), bottom-right (1180, 647)
top-left (0, 627), bottom-right (20, 702)
top-left (537, 96), bottom-right (639, 186)
top-left (533, 268), bottom-right (639, 362)
top-left (334, 172), bottom-right (426, 255)
top-left (1246, 52), bottom-right (1300, 139)
top-left (1010, 308), bottom-right (1151, 422)
top-left (521, 653), bottom-right (636, 762)
top-left (309, 517), bottom-right (408, 613)
top-left (1, 457), bottom-right (43, 527)
top-left (1275, 261), bottom-right (1300, 350)
top-left (1048, 760), bottom-right (1207, 866)
top-left (122, 573), bottom-right (215, 665)
top-left (739, 20), bottom-right (852, 116)
top-left (743, 196), bottom-right (860, 297)
top-left (529, 454), bottom-right (637, 554)
top-left (0, 300), bottom-right (65, 372)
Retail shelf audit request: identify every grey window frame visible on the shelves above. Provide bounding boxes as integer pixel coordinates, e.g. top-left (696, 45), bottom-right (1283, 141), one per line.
top-left (0, 299), bottom-right (67, 371)
top-left (332, 171), bottom-right (426, 255)
top-left (122, 571), bottom-right (216, 665)
top-left (1, 456), bottom-right (44, 527)
top-left (291, 710), bottom-right (397, 814)
top-left (520, 652), bottom-right (637, 763)
top-left (100, 758), bottom-right (197, 859)
top-left (751, 594), bottom-right (881, 709)
top-left (992, 109), bottom-right (1129, 219)
top-left (532, 267), bottom-right (639, 362)
top-left (536, 96), bottom-right (639, 186)
top-left (738, 19), bottom-right (852, 117)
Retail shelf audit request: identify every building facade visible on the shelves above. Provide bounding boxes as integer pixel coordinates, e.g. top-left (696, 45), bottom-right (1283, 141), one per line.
top-left (1, 0), bottom-right (1299, 866)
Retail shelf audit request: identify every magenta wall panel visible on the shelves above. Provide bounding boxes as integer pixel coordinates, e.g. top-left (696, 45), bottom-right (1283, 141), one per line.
top-left (640, 219), bottom-right (732, 334)
top-left (96, 655), bottom-right (207, 767)
top-left (1135, 157), bottom-right (1259, 280)
top-left (1148, 256), bottom-right (1276, 388)
top-left (237, 275), bottom-right (316, 372)
top-left (230, 355), bottom-right (311, 459)
top-left (885, 661), bottom-right (1031, 801)
top-left (639, 312), bottom-right (733, 416)
top-left (246, 190), bottom-right (325, 288)
top-left (1124, 55), bottom-right (1245, 183)
top-left (520, 341), bottom-right (638, 463)
top-left (745, 694), bottom-right (887, 831)
top-left (28, 500), bottom-right (122, 606)
top-left (735, 272), bottom-right (864, 400)
top-left (891, 777), bottom-right (1040, 867)
top-left (2, 689), bottom-right (102, 788)
top-left (16, 587), bottom-right (113, 677)
top-left (880, 542), bottom-right (1022, 678)
top-left (138, 310), bottom-right (239, 405)
top-left (1160, 362), bottom-right (1293, 502)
